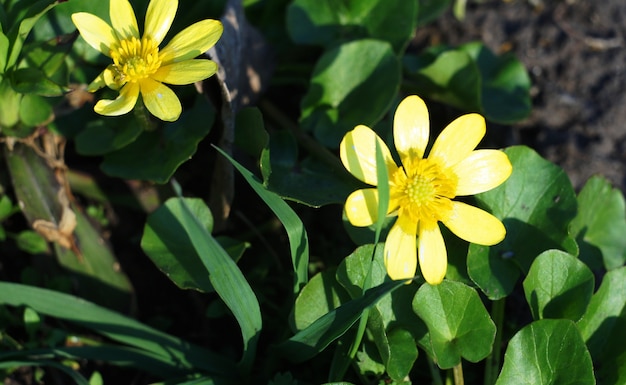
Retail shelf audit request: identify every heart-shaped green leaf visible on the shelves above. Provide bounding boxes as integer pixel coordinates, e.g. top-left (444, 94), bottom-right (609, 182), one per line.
top-left (287, 0), bottom-right (417, 53)
top-left (523, 249), bottom-right (594, 321)
top-left (300, 39), bottom-right (400, 148)
top-left (570, 175), bottom-right (626, 271)
top-left (468, 146), bottom-right (578, 299)
top-left (496, 319), bottom-right (594, 385)
top-left (412, 280), bottom-right (495, 369)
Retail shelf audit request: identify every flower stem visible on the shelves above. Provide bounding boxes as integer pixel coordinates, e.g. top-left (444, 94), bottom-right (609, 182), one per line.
top-left (453, 362), bottom-right (464, 385)
top-left (484, 298), bottom-right (505, 385)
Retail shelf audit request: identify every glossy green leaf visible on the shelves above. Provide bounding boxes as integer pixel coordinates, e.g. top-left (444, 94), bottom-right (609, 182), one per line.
top-left (287, 0), bottom-right (417, 52)
top-left (412, 280), bottom-right (495, 369)
top-left (300, 39), bottom-right (400, 148)
top-left (468, 146), bottom-right (578, 299)
top-left (577, 267), bottom-right (626, 384)
top-left (19, 93), bottom-right (52, 126)
top-left (523, 250), bottom-right (594, 321)
top-left (0, 78), bottom-right (22, 128)
top-left (336, 244), bottom-right (387, 299)
top-left (403, 42), bottom-right (531, 124)
top-left (570, 175), bottom-right (626, 270)
top-left (293, 268), bottom-right (351, 331)
top-left (5, 0), bottom-right (58, 70)
top-left (280, 280), bottom-right (404, 363)
top-left (0, 282), bottom-right (235, 376)
top-left (101, 96), bottom-right (214, 183)
top-left (141, 198), bottom-right (215, 292)
top-left (0, 30), bottom-right (9, 72)
top-left (75, 117), bottom-right (143, 156)
top-left (169, 185), bottom-right (261, 372)
top-left (234, 107), bottom-right (268, 159)
top-left (495, 319), bottom-right (594, 385)
top-left (216, 147), bottom-right (309, 294)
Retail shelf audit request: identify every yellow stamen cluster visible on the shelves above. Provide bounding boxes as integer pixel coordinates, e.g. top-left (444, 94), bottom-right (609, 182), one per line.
top-left (110, 36), bottom-right (161, 84)
top-left (390, 158), bottom-right (457, 229)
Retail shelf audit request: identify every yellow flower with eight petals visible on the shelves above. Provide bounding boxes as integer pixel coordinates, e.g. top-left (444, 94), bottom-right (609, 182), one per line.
top-left (340, 95), bottom-right (512, 285)
top-left (71, 0), bottom-right (223, 121)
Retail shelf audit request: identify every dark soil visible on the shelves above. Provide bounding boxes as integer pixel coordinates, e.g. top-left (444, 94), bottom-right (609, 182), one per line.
top-left (416, 0), bottom-right (626, 192)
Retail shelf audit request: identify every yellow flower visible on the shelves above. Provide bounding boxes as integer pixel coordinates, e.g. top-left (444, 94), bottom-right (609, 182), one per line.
top-left (340, 95), bottom-right (512, 285)
top-left (71, 0), bottom-right (223, 121)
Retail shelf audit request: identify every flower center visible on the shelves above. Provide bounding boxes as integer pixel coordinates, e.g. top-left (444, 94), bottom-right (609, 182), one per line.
top-left (110, 37), bottom-right (161, 84)
top-left (390, 157), bottom-right (458, 228)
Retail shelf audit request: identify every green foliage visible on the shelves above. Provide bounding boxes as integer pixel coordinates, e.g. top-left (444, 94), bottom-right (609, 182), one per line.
top-left (468, 146), bottom-right (578, 299)
top-left (0, 0), bottom-right (623, 384)
top-left (496, 319), bottom-right (595, 385)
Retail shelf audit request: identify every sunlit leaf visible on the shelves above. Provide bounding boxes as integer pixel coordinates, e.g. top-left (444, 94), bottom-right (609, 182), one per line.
top-left (287, 0), bottom-right (417, 53)
top-left (496, 319), bottom-right (594, 385)
top-left (300, 39), bottom-right (400, 148)
top-left (412, 280), bottom-right (495, 369)
top-left (577, 267), bottom-right (626, 384)
top-left (468, 146), bottom-right (578, 300)
top-left (570, 175), bottom-right (626, 271)
top-left (523, 250), bottom-right (594, 321)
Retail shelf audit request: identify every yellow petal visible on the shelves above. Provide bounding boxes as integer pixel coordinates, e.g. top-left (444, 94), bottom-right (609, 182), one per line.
top-left (152, 59), bottom-right (218, 85)
top-left (159, 20), bottom-right (223, 63)
top-left (384, 216), bottom-right (418, 281)
top-left (94, 82), bottom-right (139, 116)
top-left (442, 201), bottom-right (506, 245)
top-left (140, 78), bottom-right (181, 121)
top-left (429, 113), bottom-right (485, 169)
top-left (340, 125), bottom-right (397, 186)
top-left (87, 70), bottom-right (108, 92)
top-left (453, 150), bottom-right (512, 196)
top-left (394, 95), bottom-right (430, 164)
top-left (418, 223), bottom-right (447, 285)
top-left (71, 13), bottom-right (117, 56)
top-left (344, 188), bottom-right (379, 227)
top-left (144, 0), bottom-right (177, 45)
top-left (110, 0), bottom-right (139, 40)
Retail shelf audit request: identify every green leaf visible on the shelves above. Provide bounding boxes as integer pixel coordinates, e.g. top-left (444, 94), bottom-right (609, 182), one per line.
top-left (280, 280), bottom-right (404, 363)
top-left (293, 268), bottom-right (351, 331)
top-left (570, 175), bottom-right (626, 270)
top-left (75, 117), bottom-right (144, 156)
top-left (412, 280), bottom-right (495, 369)
top-left (0, 282), bottom-right (235, 376)
top-left (0, 359), bottom-right (88, 385)
top-left (416, 0), bottom-right (452, 27)
top-left (216, 147), bottom-right (309, 294)
top-left (523, 250), bottom-right (594, 321)
top-left (468, 146), bottom-right (578, 300)
top-left (0, 30), bottom-right (9, 72)
top-left (403, 42), bottom-right (531, 123)
top-left (54, 206), bottom-right (134, 313)
top-left (101, 96), bottom-right (215, 183)
top-left (142, 198), bottom-right (247, 293)
top-left (0, 77), bottom-right (22, 128)
top-left (11, 66), bottom-right (67, 96)
top-left (287, 0), bottom-right (417, 53)
top-left (15, 230), bottom-right (47, 254)
top-left (169, 185), bottom-right (261, 372)
top-left (19, 93), bottom-right (52, 126)
top-left (495, 319), bottom-right (594, 385)
top-left (5, 0), bottom-right (58, 70)
top-left (300, 39), bottom-right (401, 148)
top-left (335, 244), bottom-right (421, 381)
top-left (577, 267), bottom-right (626, 384)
